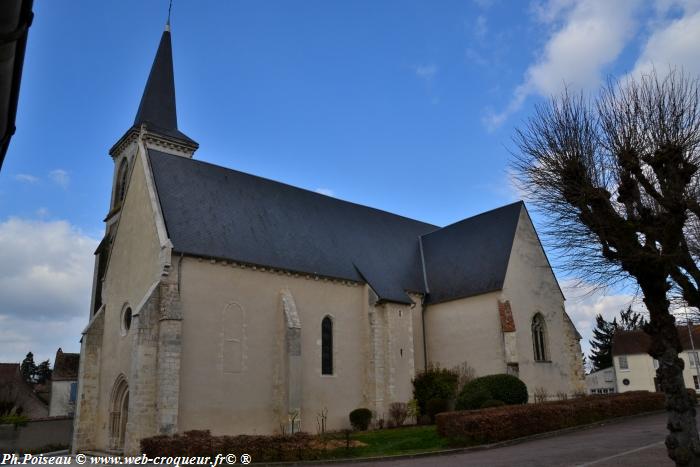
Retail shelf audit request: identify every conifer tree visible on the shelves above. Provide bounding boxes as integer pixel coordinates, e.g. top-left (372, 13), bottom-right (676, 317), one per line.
top-left (20, 352), bottom-right (36, 384)
top-left (588, 315), bottom-right (617, 371)
top-left (35, 360), bottom-right (52, 384)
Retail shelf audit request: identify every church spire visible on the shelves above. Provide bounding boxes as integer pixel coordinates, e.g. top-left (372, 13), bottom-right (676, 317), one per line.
top-left (110, 13), bottom-right (197, 158)
top-left (134, 25), bottom-right (178, 132)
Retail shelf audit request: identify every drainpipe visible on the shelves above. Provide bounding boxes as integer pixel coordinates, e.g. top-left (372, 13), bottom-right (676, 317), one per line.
top-left (421, 295), bottom-right (428, 372)
top-left (418, 236), bottom-right (430, 372)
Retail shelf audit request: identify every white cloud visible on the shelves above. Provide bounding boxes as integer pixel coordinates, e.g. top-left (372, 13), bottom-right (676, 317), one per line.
top-left (628, 4), bottom-right (700, 80)
top-left (473, 0), bottom-right (497, 9)
top-left (0, 218), bottom-right (98, 362)
top-left (486, 0), bottom-right (640, 129)
top-left (562, 279), bottom-right (645, 358)
top-left (414, 65), bottom-right (438, 81)
top-left (15, 174), bottom-right (38, 183)
top-left (315, 188), bottom-right (335, 197)
top-left (474, 15), bottom-right (488, 40)
top-left (49, 169), bottom-right (70, 188)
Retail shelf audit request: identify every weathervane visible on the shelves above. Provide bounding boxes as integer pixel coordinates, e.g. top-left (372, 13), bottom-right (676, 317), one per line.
top-left (166, 0), bottom-right (173, 29)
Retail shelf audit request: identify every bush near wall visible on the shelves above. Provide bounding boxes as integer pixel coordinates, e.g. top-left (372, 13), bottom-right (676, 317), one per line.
top-left (436, 391), bottom-right (665, 445)
top-left (141, 430), bottom-right (323, 462)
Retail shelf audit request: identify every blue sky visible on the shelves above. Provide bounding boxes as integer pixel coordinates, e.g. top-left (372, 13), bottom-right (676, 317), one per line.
top-left (0, 0), bottom-right (698, 364)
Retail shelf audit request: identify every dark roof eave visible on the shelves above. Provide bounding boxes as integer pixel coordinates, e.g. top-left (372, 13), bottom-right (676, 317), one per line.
top-left (0, 0), bottom-right (34, 170)
top-left (109, 125), bottom-right (198, 157)
top-left (426, 284), bottom-right (504, 305)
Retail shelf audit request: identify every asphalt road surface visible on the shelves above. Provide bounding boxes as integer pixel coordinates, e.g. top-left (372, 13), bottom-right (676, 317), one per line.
top-left (332, 412), bottom-right (674, 467)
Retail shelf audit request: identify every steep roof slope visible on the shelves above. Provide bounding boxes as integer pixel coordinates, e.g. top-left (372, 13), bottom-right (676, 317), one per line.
top-left (613, 326), bottom-right (700, 356)
top-left (149, 150), bottom-right (437, 303)
top-left (52, 348), bottom-right (79, 381)
top-left (421, 202), bottom-right (522, 304)
top-left (148, 150), bottom-right (524, 304)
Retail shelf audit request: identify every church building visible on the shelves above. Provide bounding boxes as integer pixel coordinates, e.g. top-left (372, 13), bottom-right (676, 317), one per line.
top-left (72, 23), bottom-right (585, 455)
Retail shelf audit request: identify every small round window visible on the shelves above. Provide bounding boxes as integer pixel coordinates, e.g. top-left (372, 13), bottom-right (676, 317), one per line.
top-left (622, 378), bottom-right (630, 386)
top-left (121, 307), bottom-right (132, 336)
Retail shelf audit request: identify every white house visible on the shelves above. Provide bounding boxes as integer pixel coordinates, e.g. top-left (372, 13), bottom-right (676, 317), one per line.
top-left (612, 326), bottom-right (700, 393)
top-left (585, 366), bottom-right (616, 395)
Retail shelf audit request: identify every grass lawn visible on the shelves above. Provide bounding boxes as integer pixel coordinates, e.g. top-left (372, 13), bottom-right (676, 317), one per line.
top-left (323, 425), bottom-right (451, 459)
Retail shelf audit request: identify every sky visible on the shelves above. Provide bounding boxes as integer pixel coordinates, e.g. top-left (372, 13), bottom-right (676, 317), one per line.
top-left (0, 0), bottom-right (698, 365)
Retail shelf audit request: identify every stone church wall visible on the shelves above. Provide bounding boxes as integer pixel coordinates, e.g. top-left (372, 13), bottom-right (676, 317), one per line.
top-left (423, 205), bottom-right (584, 400)
top-left (500, 205), bottom-right (584, 399)
top-left (79, 148), bottom-right (164, 452)
top-left (423, 290), bottom-right (507, 375)
top-left (177, 258), bottom-right (379, 435)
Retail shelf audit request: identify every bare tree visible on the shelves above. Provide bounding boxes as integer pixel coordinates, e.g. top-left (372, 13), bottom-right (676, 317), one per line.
top-left (512, 71), bottom-right (700, 466)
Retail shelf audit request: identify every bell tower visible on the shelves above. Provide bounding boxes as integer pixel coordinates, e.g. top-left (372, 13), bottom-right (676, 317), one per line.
top-left (90, 20), bottom-right (197, 317)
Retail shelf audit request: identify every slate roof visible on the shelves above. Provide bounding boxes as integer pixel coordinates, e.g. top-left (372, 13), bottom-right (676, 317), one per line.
top-left (130, 27), bottom-right (195, 146)
top-left (613, 326), bottom-right (700, 356)
top-left (421, 202), bottom-right (522, 303)
top-left (148, 149), bottom-right (525, 304)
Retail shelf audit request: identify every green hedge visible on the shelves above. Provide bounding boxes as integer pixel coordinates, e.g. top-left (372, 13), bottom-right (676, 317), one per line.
top-left (141, 430), bottom-right (323, 462)
top-left (437, 391), bottom-right (665, 445)
top-left (456, 374), bottom-right (527, 410)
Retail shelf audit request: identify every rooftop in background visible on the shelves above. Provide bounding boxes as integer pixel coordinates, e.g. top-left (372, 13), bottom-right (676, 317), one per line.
top-left (612, 325), bottom-right (700, 356)
top-left (52, 348), bottom-right (79, 381)
top-left (0, 362), bottom-right (20, 380)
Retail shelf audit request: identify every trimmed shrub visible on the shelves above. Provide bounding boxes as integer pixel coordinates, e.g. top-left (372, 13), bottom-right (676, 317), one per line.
top-left (412, 365), bottom-right (459, 416)
top-left (437, 391), bottom-right (664, 445)
top-left (141, 430), bottom-right (322, 462)
top-left (349, 408), bottom-right (372, 431)
top-left (456, 374), bottom-right (527, 410)
top-left (456, 386), bottom-right (491, 411)
top-left (426, 398), bottom-right (449, 424)
top-left (480, 399), bottom-right (506, 409)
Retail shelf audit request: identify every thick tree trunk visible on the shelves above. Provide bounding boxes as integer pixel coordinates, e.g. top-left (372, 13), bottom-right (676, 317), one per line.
top-left (645, 285), bottom-right (700, 466)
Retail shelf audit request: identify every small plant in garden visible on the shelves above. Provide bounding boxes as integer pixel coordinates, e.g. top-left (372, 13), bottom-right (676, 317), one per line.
top-left (412, 364), bottom-right (459, 417)
top-left (407, 399), bottom-right (420, 423)
top-left (452, 361), bottom-right (477, 392)
top-left (534, 387), bottom-right (549, 403)
top-left (349, 408), bottom-right (372, 431)
top-left (288, 409), bottom-right (299, 434)
top-left (388, 402), bottom-right (409, 427)
top-left (316, 407), bottom-right (328, 435)
top-left (456, 374), bottom-right (528, 410)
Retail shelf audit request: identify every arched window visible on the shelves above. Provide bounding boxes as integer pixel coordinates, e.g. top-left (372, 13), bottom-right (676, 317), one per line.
top-left (532, 313), bottom-right (548, 362)
top-left (115, 159), bottom-right (129, 205)
top-left (321, 316), bottom-right (333, 375)
top-left (120, 305), bottom-right (132, 337)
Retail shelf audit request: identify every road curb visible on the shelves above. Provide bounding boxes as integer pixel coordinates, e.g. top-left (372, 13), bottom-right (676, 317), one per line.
top-left (255, 410), bottom-right (666, 466)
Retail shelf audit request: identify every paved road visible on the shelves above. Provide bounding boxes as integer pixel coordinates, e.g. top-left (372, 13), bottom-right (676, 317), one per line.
top-left (333, 412), bottom-right (674, 467)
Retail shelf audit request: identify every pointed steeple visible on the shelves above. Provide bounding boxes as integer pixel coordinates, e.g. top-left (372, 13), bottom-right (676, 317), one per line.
top-left (132, 23), bottom-right (195, 145)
